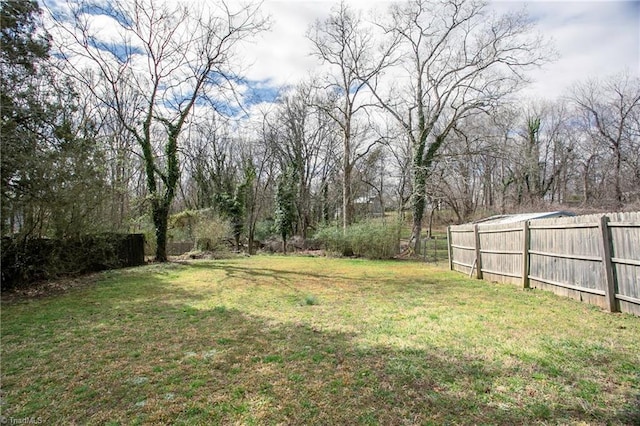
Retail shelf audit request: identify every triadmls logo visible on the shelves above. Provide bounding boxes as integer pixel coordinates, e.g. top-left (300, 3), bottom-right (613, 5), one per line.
top-left (0, 417), bottom-right (44, 425)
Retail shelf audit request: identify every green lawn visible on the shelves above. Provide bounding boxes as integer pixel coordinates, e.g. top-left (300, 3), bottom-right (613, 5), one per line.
top-left (1, 256), bottom-right (639, 425)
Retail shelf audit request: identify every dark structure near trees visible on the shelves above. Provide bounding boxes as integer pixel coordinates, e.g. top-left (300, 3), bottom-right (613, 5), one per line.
top-left (1, 233), bottom-right (145, 291)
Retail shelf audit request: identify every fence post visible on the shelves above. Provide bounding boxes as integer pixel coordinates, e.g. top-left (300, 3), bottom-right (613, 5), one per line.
top-left (423, 238), bottom-right (428, 261)
top-left (599, 215), bottom-right (618, 312)
top-left (522, 220), bottom-right (530, 289)
top-left (474, 224), bottom-right (483, 279)
top-left (447, 226), bottom-right (453, 271)
top-left (434, 236), bottom-right (437, 262)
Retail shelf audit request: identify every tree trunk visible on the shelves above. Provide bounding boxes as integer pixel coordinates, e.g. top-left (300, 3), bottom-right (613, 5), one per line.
top-left (410, 214), bottom-right (423, 254)
top-left (614, 146), bottom-right (623, 206)
top-left (342, 125), bottom-right (352, 231)
top-left (582, 158), bottom-right (591, 206)
top-left (152, 200), bottom-right (169, 262)
top-left (234, 232), bottom-right (241, 252)
top-left (427, 205), bottom-right (436, 239)
top-left (343, 164), bottom-right (352, 231)
top-left (247, 222), bottom-right (256, 255)
top-left (322, 182), bottom-right (330, 224)
top-left (409, 130), bottom-right (446, 253)
top-left (410, 166), bottom-right (426, 254)
top-left (299, 183), bottom-right (310, 239)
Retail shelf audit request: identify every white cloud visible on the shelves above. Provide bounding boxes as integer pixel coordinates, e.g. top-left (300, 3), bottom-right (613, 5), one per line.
top-left (240, 1), bottom-right (324, 85)
top-left (242, 0), bottom-right (402, 85)
top-left (491, 0), bottom-right (639, 98)
top-left (45, 0), bottom-right (639, 110)
top-left (245, 0), bottom-right (639, 99)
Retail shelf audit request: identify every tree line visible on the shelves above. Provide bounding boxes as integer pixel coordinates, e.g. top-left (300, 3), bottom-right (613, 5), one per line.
top-left (2, 0), bottom-right (639, 260)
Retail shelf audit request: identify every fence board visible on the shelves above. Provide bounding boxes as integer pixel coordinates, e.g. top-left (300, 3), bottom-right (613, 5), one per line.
top-left (450, 226), bottom-right (477, 276)
top-left (599, 216), bottom-right (617, 311)
top-left (522, 221), bottom-right (530, 289)
top-left (167, 241), bottom-right (194, 255)
top-left (479, 222), bottom-right (524, 285)
top-left (448, 212), bottom-right (640, 316)
top-left (609, 214), bottom-right (640, 312)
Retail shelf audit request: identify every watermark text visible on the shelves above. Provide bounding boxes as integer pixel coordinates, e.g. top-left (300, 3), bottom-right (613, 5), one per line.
top-left (0, 416), bottom-right (44, 425)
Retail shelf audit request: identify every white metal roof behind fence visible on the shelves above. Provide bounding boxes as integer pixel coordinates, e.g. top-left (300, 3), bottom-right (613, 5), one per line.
top-left (473, 211), bottom-right (576, 225)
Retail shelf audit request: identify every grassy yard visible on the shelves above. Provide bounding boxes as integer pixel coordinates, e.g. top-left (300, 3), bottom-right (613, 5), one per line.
top-left (1, 256), bottom-right (639, 425)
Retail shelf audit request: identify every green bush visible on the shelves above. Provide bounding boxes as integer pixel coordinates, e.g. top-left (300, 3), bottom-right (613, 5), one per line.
top-left (314, 220), bottom-right (401, 259)
top-left (169, 210), bottom-right (199, 241)
top-left (303, 294), bottom-right (319, 305)
top-left (1, 234), bottom-right (145, 291)
top-left (135, 210), bottom-right (232, 256)
top-left (254, 218), bottom-right (276, 242)
top-left (192, 210), bottom-right (231, 252)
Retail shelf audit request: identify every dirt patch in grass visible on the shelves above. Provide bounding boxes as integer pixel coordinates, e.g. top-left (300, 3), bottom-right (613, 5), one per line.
top-left (1, 272), bottom-right (105, 302)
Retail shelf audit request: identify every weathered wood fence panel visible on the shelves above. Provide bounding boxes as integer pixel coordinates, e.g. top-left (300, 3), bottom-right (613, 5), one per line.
top-left (449, 225), bottom-right (476, 276)
top-left (478, 223), bottom-right (523, 285)
top-left (528, 216), bottom-right (606, 309)
top-left (608, 212), bottom-right (640, 316)
top-left (447, 212), bottom-right (640, 316)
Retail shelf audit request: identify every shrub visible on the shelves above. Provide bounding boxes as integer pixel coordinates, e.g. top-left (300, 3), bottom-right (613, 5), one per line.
top-left (313, 225), bottom-right (345, 255)
top-left (192, 210), bottom-right (231, 252)
top-left (254, 218), bottom-right (276, 243)
top-left (314, 220), bottom-right (401, 259)
top-left (169, 210), bottom-right (199, 241)
top-left (1, 234), bottom-right (144, 291)
top-left (137, 209), bottom-right (232, 256)
top-left (303, 294), bottom-right (319, 305)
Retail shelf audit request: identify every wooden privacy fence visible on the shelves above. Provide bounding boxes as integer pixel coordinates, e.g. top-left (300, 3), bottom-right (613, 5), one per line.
top-left (447, 212), bottom-right (640, 316)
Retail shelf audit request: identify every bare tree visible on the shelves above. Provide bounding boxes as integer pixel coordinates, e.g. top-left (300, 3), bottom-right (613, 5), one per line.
top-left (307, 1), bottom-right (398, 230)
top-left (268, 84), bottom-right (319, 238)
top-left (367, 0), bottom-right (549, 252)
top-left (512, 100), bottom-right (574, 205)
top-left (51, 0), bottom-right (267, 261)
top-left (436, 120), bottom-right (489, 222)
top-left (181, 115), bottom-right (239, 210)
top-left (379, 121), bottom-right (414, 217)
top-left (243, 126), bottom-right (278, 255)
top-left (572, 129), bottom-right (610, 206)
top-left (571, 73), bottom-right (640, 207)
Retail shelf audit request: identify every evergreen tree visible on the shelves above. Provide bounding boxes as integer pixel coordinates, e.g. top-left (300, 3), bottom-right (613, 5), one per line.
top-left (1, 0), bottom-right (51, 236)
top-left (216, 161), bottom-right (256, 251)
top-left (1, 0), bottom-right (106, 238)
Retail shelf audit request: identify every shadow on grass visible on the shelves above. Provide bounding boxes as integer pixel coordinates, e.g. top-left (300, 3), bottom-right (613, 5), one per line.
top-left (2, 269), bottom-right (638, 425)
top-left (152, 306), bottom-right (639, 426)
top-left (182, 260), bottom-right (458, 298)
top-left (184, 259), bottom-right (340, 282)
